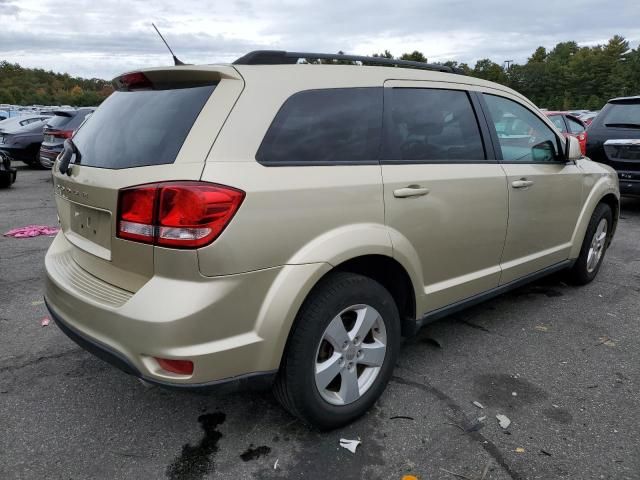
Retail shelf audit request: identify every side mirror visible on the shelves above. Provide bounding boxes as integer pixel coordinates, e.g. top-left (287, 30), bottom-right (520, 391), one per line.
top-left (531, 140), bottom-right (555, 162)
top-left (566, 136), bottom-right (582, 161)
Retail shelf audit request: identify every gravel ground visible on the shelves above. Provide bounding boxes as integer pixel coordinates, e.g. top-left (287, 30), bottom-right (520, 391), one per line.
top-left (1, 167), bottom-right (639, 480)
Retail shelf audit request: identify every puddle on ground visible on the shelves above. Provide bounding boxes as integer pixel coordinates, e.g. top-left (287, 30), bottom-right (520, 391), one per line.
top-left (166, 412), bottom-right (226, 480)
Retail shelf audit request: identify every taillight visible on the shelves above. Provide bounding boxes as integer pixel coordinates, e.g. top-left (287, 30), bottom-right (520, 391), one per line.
top-left (51, 130), bottom-right (73, 139)
top-left (118, 186), bottom-right (157, 243)
top-left (117, 181), bottom-right (244, 249)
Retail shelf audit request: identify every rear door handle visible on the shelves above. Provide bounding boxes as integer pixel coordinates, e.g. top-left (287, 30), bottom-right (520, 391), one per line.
top-left (511, 179), bottom-right (534, 189)
top-left (393, 186), bottom-right (430, 198)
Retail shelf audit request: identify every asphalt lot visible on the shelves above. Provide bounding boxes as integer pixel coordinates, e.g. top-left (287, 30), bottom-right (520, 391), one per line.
top-left (1, 167), bottom-right (639, 480)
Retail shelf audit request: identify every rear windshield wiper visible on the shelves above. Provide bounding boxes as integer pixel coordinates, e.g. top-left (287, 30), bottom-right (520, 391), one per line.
top-left (59, 138), bottom-right (82, 175)
top-left (604, 123), bottom-right (640, 129)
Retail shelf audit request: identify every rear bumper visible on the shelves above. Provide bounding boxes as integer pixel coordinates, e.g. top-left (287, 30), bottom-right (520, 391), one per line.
top-left (44, 233), bottom-right (319, 389)
top-left (39, 148), bottom-right (58, 160)
top-left (45, 298), bottom-right (276, 391)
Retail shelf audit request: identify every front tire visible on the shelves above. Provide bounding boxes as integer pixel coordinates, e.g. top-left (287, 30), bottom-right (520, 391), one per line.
top-left (568, 203), bottom-right (612, 285)
top-left (274, 272), bottom-right (401, 430)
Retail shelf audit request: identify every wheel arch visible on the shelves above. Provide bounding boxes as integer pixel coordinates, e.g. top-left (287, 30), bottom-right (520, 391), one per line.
top-left (569, 177), bottom-right (620, 258)
top-left (258, 252), bottom-right (420, 375)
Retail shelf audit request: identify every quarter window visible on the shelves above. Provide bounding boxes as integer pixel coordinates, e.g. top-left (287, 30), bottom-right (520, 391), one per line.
top-left (256, 88), bottom-right (382, 165)
top-left (383, 88), bottom-right (485, 162)
top-left (484, 94), bottom-right (561, 163)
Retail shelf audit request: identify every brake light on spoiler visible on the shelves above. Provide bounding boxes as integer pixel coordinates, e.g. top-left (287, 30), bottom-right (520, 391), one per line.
top-left (117, 182), bottom-right (245, 249)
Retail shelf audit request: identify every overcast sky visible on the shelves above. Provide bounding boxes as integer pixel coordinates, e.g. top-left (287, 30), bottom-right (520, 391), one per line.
top-left (1, 0), bottom-right (639, 80)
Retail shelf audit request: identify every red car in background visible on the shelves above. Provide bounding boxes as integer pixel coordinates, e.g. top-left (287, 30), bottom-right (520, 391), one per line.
top-left (544, 111), bottom-right (587, 154)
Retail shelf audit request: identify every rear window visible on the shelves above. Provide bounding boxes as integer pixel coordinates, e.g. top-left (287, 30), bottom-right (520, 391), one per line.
top-left (47, 114), bottom-right (74, 129)
top-left (601, 102), bottom-right (640, 126)
top-left (256, 88), bottom-right (382, 165)
top-left (73, 85), bottom-right (215, 169)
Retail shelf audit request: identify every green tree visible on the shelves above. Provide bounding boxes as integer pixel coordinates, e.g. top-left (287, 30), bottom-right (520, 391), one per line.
top-left (400, 50), bottom-right (427, 63)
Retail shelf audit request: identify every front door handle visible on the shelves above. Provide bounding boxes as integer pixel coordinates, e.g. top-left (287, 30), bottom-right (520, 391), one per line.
top-left (393, 186), bottom-right (430, 198)
top-left (511, 179), bottom-right (534, 189)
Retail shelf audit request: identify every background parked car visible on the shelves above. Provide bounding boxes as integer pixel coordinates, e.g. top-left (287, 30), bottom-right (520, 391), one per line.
top-left (545, 111), bottom-right (588, 154)
top-left (0, 115), bottom-right (51, 166)
top-left (579, 111), bottom-right (600, 126)
top-left (39, 108), bottom-right (94, 168)
top-left (586, 96), bottom-right (640, 196)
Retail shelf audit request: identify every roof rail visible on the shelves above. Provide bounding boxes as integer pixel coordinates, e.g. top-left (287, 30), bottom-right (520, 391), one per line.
top-left (232, 50), bottom-right (462, 74)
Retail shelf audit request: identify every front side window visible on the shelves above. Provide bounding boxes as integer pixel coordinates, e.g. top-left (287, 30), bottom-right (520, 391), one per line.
top-left (484, 94), bottom-right (561, 163)
top-left (383, 88), bottom-right (485, 162)
top-left (257, 88), bottom-right (382, 165)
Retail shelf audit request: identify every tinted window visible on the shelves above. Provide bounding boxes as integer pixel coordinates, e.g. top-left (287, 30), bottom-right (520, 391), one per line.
top-left (73, 85), bottom-right (214, 169)
top-left (484, 94), bottom-right (561, 163)
top-left (383, 88), bottom-right (485, 162)
top-left (47, 114), bottom-right (74, 129)
top-left (601, 102), bottom-right (640, 126)
top-left (566, 116), bottom-right (585, 134)
top-left (67, 110), bottom-right (94, 129)
top-left (548, 115), bottom-right (567, 132)
top-left (257, 88), bottom-right (382, 164)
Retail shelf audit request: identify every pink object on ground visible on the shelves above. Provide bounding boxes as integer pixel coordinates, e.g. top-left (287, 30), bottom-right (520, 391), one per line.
top-left (41, 317), bottom-right (51, 327)
top-left (3, 225), bottom-right (60, 238)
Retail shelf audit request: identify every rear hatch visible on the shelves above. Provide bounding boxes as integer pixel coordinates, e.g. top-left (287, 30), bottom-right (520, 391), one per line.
top-left (587, 99), bottom-right (640, 179)
top-left (51, 66), bottom-right (244, 291)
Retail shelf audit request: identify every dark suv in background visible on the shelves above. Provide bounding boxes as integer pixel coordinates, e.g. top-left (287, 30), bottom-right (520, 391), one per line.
top-left (586, 96), bottom-right (640, 196)
top-left (39, 108), bottom-right (94, 168)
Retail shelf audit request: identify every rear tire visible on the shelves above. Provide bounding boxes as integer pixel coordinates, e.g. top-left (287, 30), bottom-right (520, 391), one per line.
top-left (567, 203), bottom-right (612, 285)
top-left (273, 272), bottom-right (400, 430)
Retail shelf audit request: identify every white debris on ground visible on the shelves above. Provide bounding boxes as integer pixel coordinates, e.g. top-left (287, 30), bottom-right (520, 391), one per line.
top-left (496, 414), bottom-right (511, 429)
top-left (339, 438), bottom-right (361, 453)
top-left (472, 401), bottom-right (485, 409)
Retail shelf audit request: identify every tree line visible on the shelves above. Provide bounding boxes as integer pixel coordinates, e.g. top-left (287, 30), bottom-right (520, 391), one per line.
top-left (373, 35), bottom-right (639, 110)
top-left (0, 61), bottom-right (113, 107)
top-left (1, 35), bottom-right (638, 110)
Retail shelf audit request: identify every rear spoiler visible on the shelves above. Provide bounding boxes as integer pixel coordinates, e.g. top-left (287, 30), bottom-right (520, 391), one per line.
top-left (113, 65), bottom-right (242, 91)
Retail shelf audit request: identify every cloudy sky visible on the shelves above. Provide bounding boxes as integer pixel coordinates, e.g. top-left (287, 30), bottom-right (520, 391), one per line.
top-left (1, 0), bottom-right (639, 80)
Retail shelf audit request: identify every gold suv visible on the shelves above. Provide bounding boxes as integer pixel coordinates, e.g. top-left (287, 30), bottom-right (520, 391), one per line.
top-left (45, 51), bottom-right (620, 429)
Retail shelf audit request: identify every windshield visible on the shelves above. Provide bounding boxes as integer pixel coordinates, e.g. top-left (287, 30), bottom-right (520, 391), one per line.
top-left (72, 85), bottom-right (215, 169)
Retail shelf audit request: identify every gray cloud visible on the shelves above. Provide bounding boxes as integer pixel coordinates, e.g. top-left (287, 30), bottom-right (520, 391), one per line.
top-left (1, 0), bottom-right (639, 79)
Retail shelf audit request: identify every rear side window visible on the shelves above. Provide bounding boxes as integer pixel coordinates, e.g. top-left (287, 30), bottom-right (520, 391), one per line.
top-left (73, 85), bottom-right (215, 169)
top-left (256, 88), bottom-right (382, 165)
top-left (382, 88), bottom-right (485, 162)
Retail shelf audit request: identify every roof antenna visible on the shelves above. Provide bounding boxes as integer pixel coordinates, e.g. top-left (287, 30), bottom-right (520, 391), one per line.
top-left (152, 22), bottom-right (185, 66)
